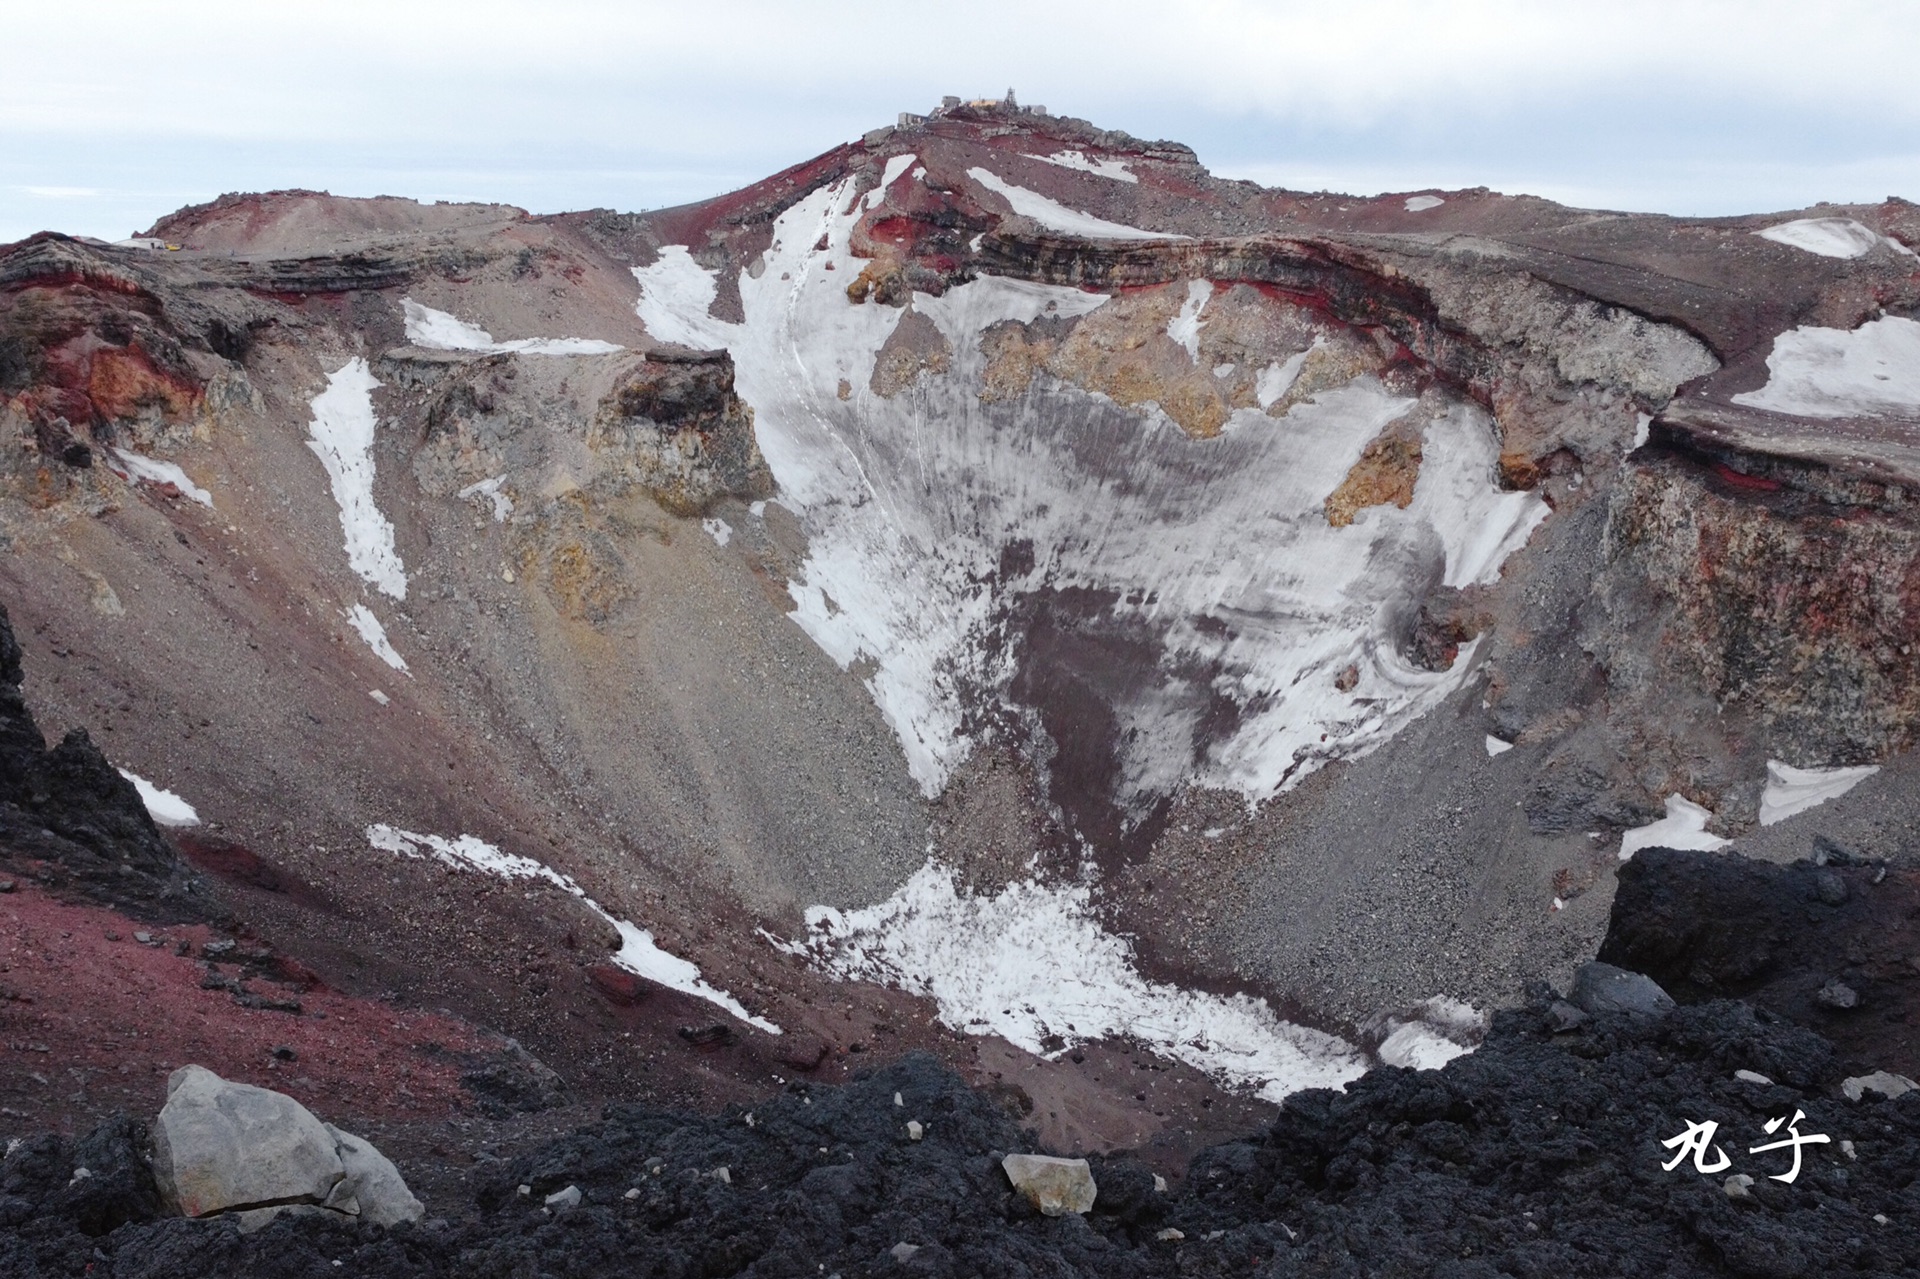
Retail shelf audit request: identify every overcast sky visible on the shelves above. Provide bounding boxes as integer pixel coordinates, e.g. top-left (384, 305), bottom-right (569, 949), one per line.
top-left (6, 0), bottom-right (1920, 244)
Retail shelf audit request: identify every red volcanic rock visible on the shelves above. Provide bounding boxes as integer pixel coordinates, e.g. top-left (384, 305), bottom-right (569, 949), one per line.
top-left (586, 963), bottom-right (648, 1006)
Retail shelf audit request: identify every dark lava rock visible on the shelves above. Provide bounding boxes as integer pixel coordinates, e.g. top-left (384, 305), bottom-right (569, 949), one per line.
top-left (0, 599), bottom-right (199, 917)
top-left (1570, 961), bottom-right (1677, 1018)
top-left (1601, 847), bottom-right (1920, 1076)
top-left (5, 1011), bottom-right (1917, 1277)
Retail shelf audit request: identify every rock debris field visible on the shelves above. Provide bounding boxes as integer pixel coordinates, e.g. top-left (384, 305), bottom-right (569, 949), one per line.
top-left (4, 993), bottom-right (1917, 1277)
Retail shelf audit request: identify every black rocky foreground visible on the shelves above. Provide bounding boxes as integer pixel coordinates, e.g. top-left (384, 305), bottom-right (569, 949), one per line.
top-left (4, 1003), bottom-right (1916, 1278)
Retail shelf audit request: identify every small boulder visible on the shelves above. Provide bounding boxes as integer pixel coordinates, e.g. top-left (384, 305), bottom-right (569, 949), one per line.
top-left (1724, 1173), bottom-right (1756, 1201)
top-left (1002, 1153), bottom-right (1097, 1216)
top-left (326, 1125), bottom-right (424, 1226)
top-left (1816, 978), bottom-right (1859, 1010)
top-left (545, 1184), bottom-right (582, 1209)
top-left (1733, 1070), bottom-right (1774, 1086)
top-left (1569, 962), bottom-right (1674, 1019)
top-left (1545, 1000), bottom-right (1589, 1033)
top-left (1842, 1071), bottom-right (1918, 1102)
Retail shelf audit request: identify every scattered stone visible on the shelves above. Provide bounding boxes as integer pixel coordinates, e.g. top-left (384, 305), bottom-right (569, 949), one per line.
top-left (1001, 1153), bottom-right (1097, 1216)
top-left (1815, 978), bottom-right (1859, 1010)
top-left (1157, 1228), bottom-right (1186, 1242)
top-left (544, 1185), bottom-right (581, 1209)
top-left (1842, 1071), bottom-right (1918, 1101)
top-left (890, 1242), bottom-right (921, 1262)
top-left (906, 1121), bottom-right (923, 1141)
top-left (1152, 1174), bottom-right (1168, 1193)
top-left (711, 1166), bottom-right (731, 1184)
top-left (1724, 1173), bottom-right (1756, 1201)
top-left (272, 1045), bottom-right (297, 1061)
top-left (623, 1187), bottom-right (641, 1200)
top-left (202, 940), bottom-right (237, 958)
top-left (133, 931), bottom-right (154, 945)
top-left (1842, 1140), bottom-right (1857, 1160)
top-left (104, 931), bottom-right (122, 942)
top-left (1569, 962), bottom-right (1675, 1019)
top-left (775, 1035), bottom-right (829, 1072)
top-left (586, 964), bottom-right (647, 1006)
top-left (1734, 1069), bottom-right (1773, 1085)
top-left (1812, 871), bottom-right (1849, 906)
top-left (0, 879), bottom-right (14, 893)
top-left (677, 1024), bottom-right (735, 1050)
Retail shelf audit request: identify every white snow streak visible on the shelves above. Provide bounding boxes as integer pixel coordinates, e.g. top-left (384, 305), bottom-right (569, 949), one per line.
top-left (119, 769), bottom-right (199, 827)
top-left (1375, 997), bottom-right (1486, 1070)
top-left (306, 359), bottom-right (408, 600)
top-left (966, 168), bottom-right (1186, 241)
top-left (401, 299), bottom-right (621, 355)
top-left (702, 517), bottom-right (733, 546)
top-left (1036, 150), bottom-right (1138, 183)
top-left (1403, 195), bottom-right (1445, 212)
top-left (1758, 759), bottom-right (1880, 826)
top-left (366, 824), bottom-right (778, 1033)
top-left (631, 176), bottom-right (1547, 807)
top-left (1618, 795), bottom-right (1730, 861)
top-left (1731, 315), bottom-right (1920, 419)
top-left (106, 448), bottom-right (212, 506)
top-left (778, 861), bottom-right (1363, 1101)
top-left (1484, 735), bottom-right (1514, 757)
top-left (1254, 342), bottom-right (1317, 408)
top-left (1167, 280), bottom-right (1211, 361)
top-left (1753, 218), bottom-right (1903, 260)
top-left (345, 604), bottom-right (409, 673)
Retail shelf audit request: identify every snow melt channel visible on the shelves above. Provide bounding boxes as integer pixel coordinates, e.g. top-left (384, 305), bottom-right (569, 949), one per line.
top-left (775, 861), bottom-right (1364, 1101)
top-left (367, 825), bottom-right (778, 1033)
top-left (306, 358), bottom-right (408, 599)
top-left (631, 177), bottom-right (1549, 809)
top-left (967, 168), bottom-right (1185, 241)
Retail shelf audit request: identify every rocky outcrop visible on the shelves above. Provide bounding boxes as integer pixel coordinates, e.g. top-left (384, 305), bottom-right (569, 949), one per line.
top-left (591, 348), bottom-right (774, 515)
top-left (1002, 1153), bottom-right (1098, 1216)
top-left (0, 600), bottom-right (192, 912)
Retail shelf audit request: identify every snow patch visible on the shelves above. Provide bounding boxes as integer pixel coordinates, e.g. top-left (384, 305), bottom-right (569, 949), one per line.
top-left (874, 154), bottom-right (918, 201)
top-left (1632, 412), bottom-right (1653, 450)
top-left (367, 825), bottom-right (777, 1033)
top-left (1254, 342), bottom-right (1317, 409)
top-left (306, 358), bottom-right (408, 600)
top-left (457, 476), bottom-right (513, 522)
top-left (629, 178), bottom-right (1547, 808)
top-left (1753, 218), bottom-right (1895, 260)
top-left (1167, 281), bottom-right (1211, 362)
top-left (402, 299), bottom-right (620, 355)
top-left (344, 604), bottom-right (409, 673)
top-left (368, 689), bottom-right (390, 706)
top-left (1758, 760), bottom-right (1880, 826)
top-left (702, 517), bottom-right (733, 546)
top-left (118, 769), bottom-right (199, 827)
top-left (1730, 315), bottom-right (1920, 419)
top-left (777, 861), bottom-right (1363, 1101)
top-left (1036, 150), bottom-right (1138, 183)
top-left (105, 449), bottom-right (212, 506)
top-left (1619, 795), bottom-right (1730, 861)
top-left (1484, 735), bottom-right (1513, 757)
top-left (1376, 997), bottom-right (1486, 1070)
top-left (1404, 195), bottom-right (1445, 212)
top-left (967, 168), bottom-right (1186, 241)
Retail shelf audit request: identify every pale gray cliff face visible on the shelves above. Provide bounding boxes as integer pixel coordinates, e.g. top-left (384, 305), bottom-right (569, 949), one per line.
top-left (4, 114), bottom-right (1919, 1100)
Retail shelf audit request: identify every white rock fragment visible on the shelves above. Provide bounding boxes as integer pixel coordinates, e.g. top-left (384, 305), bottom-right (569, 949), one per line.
top-left (1484, 735), bottom-right (1514, 757)
top-left (1002, 1154), bottom-right (1097, 1216)
top-left (1734, 1070), bottom-right (1774, 1085)
top-left (1842, 1071), bottom-right (1918, 1102)
top-left (545, 1184), bottom-right (582, 1208)
top-left (906, 1120), bottom-right (923, 1141)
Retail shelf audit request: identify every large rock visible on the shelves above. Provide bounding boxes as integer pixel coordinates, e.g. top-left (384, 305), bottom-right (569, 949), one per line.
top-left (1569, 962), bottom-right (1675, 1019)
top-left (150, 1065), bottom-right (421, 1227)
top-left (1001, 1153), bottom-right (1097, 1216)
